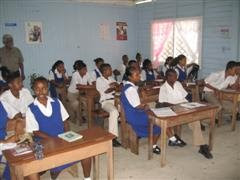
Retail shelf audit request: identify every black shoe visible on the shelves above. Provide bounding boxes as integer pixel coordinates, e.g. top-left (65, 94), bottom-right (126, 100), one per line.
top-left (168, 139), bottom-right (185, 147)
top-left (152, 146), bottom-right (161, 155)
top-left (199, 145), bottom-right (213, 159)
top-left (50, 171), bottom-right (61, 180)
top-left (174, 134), bottom-right (187, 146)
top-left (112, 139), bottom-right (121, 147)
top-left (201, 123), bottom-right (205, 131)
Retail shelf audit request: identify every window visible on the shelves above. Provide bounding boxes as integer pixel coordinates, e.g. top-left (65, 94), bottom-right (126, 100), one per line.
top-left (151, 17), bottom-right (202, 66)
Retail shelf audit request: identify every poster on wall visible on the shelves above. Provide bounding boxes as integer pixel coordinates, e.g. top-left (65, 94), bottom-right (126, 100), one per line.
top-left (116, 22), bottom-right (127, 40)
top-left (25, 21), bottom-right (43, 44)
top-left (100, 23), bottom-right (110, 40)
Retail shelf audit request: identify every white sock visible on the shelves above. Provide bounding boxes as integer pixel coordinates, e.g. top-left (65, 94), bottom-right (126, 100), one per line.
top-left (84, 177), bottom-right (91, 180)
top-left (153, 144), bottom-right (157, 148)
top-left (169, 136), bottom-right (177, 141)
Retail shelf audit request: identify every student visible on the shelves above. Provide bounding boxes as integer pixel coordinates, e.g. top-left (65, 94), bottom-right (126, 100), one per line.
top-left (0, 66), bottom-right (10, 94)
top-left (121, 66), bottom-right (161, 154)
top-left (0, 100), bottom-right (39, 180)
top-left (68, 60), bottom-right (93, 123)
top-left (49, 60), bottom-right (68, 106)
top-left (25, 77), bottom-right (91, 180)
top-left (122, 60), bottom-right (139, 82)
top-left (204, 61), bottom-right (236, 118)
top-left (0, 71), bottom-right (34, 118)
top-left (117, 55), bottom-right (129, 81)
top-left (162, 56), bottom-right (173, 76)
top-left (96, 63), bottom-right (121, 147)
top-left (136, 52), bottom-right (142, 68)
top-left (175, 54), bottom-right (188, 83)
top-left (91, 57), bottom-right (104, 82)
top-left (159, 69), bottom-right (213, 159)
top-left (141, 59), bottom-right (157, 81)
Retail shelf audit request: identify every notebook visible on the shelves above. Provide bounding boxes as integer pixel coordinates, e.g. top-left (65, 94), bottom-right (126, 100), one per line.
top-left (180, 102), bottom-right (206, 109)
top-left (10, 143), bottom-right (32, 156)
top-left (58, 131), bottom-right (83, 142)
top-left (151, 107), bottom-right (177, 117)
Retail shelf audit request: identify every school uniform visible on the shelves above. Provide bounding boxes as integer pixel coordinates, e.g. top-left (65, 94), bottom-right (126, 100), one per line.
top-left (141, 69), bottom-right (156, 81)
top-left (96, 76), bottom-right (119, 137)
top-left (117, 64), bottom-right (126, 82)
top-left (25, 97), bottom-right (74, 172)
top-left (0, 101), bottom-right (18, 180)
top-left (159, 81), bottom-right (205, 146)
top-left (0, 88), bottom-right (34, 116)
top-left (204, 70), bottom-right (236, 114)
top-left (175, 64), bottom-right (187, 82)
top-left (91, 67), bottom-right (102, 82)
top-left (68, 71), bottom-right (92, 122)
top-left (121, 81), bottom-right (160, 137)
top-left (49, 69), bottom-right (68, 104)
top-left (0, 73), bottom-right (7, 89)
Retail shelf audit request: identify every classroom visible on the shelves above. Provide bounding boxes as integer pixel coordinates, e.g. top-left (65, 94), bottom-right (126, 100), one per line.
top-left (0, 0), bottom-right (239, 179)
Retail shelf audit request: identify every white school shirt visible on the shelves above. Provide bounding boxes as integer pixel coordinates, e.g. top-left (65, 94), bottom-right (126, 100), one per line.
top-left (124, 81), bottom-right (140, 107)
top-left (1, 100), bottom-right (18, 119)
top-left (96, 76), bottom-right (116, 103)
top-left (68, 71), bottom-right (93, 93)
top-left (204, 70), bottom-right (237, 92)
top-left (48, 69), bottom-right (68, 81)
top-left (0, 88), bottom-right (34, 116)
top-left (159, 81), bottom-right (188, 104)
top-left (25, 96), bottom-right (69, 133)
top-left (91, 67), bottom-right (102, 82)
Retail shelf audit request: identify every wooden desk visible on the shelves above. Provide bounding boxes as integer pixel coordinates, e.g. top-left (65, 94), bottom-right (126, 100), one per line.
top-left (148, 104), bottom-right (218, 167)
top-left (219, 89), bottom-right (240, 131)
top-left (80, 87), bottom-right (99, 128)
top-left (3, 127), bottom-right (115, 180)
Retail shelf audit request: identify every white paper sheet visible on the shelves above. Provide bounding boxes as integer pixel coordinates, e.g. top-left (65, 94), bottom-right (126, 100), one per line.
top-left (180, 102), bottom-right (206, 109)
top-left (151, 107), bottom-right (177, 117)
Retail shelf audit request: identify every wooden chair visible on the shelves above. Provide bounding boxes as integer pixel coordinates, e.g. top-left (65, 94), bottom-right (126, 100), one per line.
top-left (119, 102), bottom-right (139, 155)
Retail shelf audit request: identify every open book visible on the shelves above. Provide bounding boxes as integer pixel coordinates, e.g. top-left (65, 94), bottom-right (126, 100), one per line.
top-left (180, 102), bottom-right (206, 109)
top-left (151, 107), bottom-right (177, 117)
top-left (10, 143), bottom-right (32, 156)
top-left (58, 131), bottom-right (83, 142)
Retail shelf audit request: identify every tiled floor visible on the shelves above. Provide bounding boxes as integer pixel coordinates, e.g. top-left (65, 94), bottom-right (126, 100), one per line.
top-left (41, 119), bottom-right (240, 180)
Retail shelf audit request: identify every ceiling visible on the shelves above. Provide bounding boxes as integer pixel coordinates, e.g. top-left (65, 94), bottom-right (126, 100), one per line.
top-left (64, 0), bottom-right (136, 6)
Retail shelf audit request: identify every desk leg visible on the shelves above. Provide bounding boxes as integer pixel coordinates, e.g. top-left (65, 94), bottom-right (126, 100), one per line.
top-left (93, 156), bottom-right (99, 180)
top-left (87, 98), bottom-right (93, 128)
top-left (107, 141), bottom-right (114, 180)
top-left (160, 121), bottom-right (167, 167)
top-left (209, 110), bottom-right (216, 151)
top-left (231, 96), bottom-right (237, 131)
top-left (10, 165), bottom-right (24, 180)
top-left (148, 119), bottom-right (153, 160)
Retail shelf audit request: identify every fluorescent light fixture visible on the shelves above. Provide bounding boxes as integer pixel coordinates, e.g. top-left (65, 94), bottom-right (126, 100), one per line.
top-left (135, 0), bottom-right (152, 4)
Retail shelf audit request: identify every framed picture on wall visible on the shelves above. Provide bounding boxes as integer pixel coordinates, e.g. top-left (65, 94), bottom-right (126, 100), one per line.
top-left (25, 21), bottom-right (43, 44)
top-left (116, 22), bottom-right (127, 40)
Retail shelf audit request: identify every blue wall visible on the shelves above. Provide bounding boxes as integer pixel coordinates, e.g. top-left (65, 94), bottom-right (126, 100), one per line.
top-left (0, 0), bottom-right (137, 87)
top-left (136, 0), bottom-right (240, 77)
top-left (1, 0), bottom-right (240, 86)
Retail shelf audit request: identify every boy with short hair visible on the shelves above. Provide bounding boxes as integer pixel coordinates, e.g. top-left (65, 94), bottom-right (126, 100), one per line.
top-left (159, 69), bottom-right (213, 159)
top-left (96, 63), bottom-right (121, 147)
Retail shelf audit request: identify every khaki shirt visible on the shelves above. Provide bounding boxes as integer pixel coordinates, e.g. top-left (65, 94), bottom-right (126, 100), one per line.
top-left (0, 47), bottom-right (24, 72)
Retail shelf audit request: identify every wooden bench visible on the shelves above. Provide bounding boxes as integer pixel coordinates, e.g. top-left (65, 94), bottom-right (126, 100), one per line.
top-left (119, 103), bottom-right (139, 155)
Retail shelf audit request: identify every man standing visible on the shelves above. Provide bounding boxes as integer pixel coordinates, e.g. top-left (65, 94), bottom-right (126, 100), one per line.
top-left (0, 34), bottom-right (25, 80)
